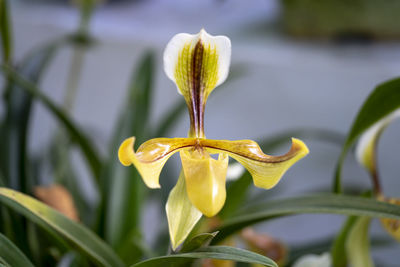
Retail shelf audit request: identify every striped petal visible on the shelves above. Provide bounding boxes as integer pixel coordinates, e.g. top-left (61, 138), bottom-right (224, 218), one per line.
top-left (118, 137), bottom-right (197, 188)
top-left (163, 29), bottom-right (231, 137)
top-left (200, 138), bottom-right (309, 189)
top-left (163, 29), bottom-right (231, 98)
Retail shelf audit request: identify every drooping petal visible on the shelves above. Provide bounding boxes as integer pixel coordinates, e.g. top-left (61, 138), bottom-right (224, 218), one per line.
top-left (199, 138), bottom-right (309, 189)
top-left (355, 109), bottom-right (400, 174)
top-left (166, 171), bottom-right (202, 250)
top-left (118, 137), bottom-right (197, 188)
top-left (163, 29), bottom-right (231, 97)
top-left (180, 149), bottom-right (229, 217)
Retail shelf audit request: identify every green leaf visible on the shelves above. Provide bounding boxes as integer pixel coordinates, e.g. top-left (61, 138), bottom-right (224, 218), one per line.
top-left (1, 42), bottom-right (60, 192)
top-left (0, 41), bottom-right (62, 257)
top-left (346, 217), bottom-right (374, 267)
top-left (334, 77), bottom-right (400, 193)
top-left (212, 194), bottom-right (400, 244)
top-left (331, 216), bottom-right (357, 267)
top-left (219, 172), bottom-right (252, 220)
top-left (180, 232), bottom-right (218, 253)
top-left (0, 0), bottom-right (12, 64)
top-left (99, 52), bottom-right (154, 261)
top-left (0, 187), bottom-right (124, 267)
top-left (103, 51), bottom-right (154, 236)
top-left (0, 233), bottom-right (34, 267)
top-left (1, 64), bottom-right (103, 181)
top-left (131, 246), bottom-right (277, 267)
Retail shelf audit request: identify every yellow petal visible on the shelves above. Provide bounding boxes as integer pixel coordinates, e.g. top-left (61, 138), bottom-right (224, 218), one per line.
top-left (199, 138), bottom-right (309, 189)
top-left (180, 149), bottom-right (229, 217)
top-left (164, 29), bottom-right (231, 98)
top-left (118, 137), bottom-right (196, 188)
top-left (166, 171), bottom-right (202, 250)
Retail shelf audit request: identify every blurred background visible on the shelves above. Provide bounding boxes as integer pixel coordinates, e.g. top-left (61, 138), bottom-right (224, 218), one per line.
top-left (3, 0), bottom-right (400, 265)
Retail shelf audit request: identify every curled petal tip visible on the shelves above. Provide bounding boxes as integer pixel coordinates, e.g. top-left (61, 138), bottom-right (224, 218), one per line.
top-left (118, 137), bottom-right (136, 166)
top-left (291, 137), bottom-right (310, 156)
top-left (118, 136), bottom-right (164, 189)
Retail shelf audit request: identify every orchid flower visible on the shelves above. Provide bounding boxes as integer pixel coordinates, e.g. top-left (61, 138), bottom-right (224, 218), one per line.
top-left (118, 29), bottom-right (309, 249)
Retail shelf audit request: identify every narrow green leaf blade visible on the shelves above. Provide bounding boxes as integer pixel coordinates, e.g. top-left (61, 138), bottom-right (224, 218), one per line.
top-left (334, 77), bottom-right (400, 193)
top-left (101, 52), bottom-right (154, 252)
top-left (1, 64), bottom-right (103, 181)
top-left (0, 233), bottom-right (34, 267)
top-left (131, 246), bottom-right (277, 267)
top-left (0, 0), bottom-right (12, 63)
top-left (1, 42), bottom-right (60, 192)
top-left (180, 232), bottom-right (218, 253)
top-left (0, 187), bottom-right (124, 267)
top-left (213, 194), bottom-right (400, 244)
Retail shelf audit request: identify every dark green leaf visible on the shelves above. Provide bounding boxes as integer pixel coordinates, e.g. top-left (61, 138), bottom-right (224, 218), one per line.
top-left (131, 246), bottom-right (277, 267)
top-left (180, 232), bottom-right (218, 253)
top-left (0, 41), bottom-right (62, 257)
top-left (56, 155), bottom-right (94, 226)
top-left (0, 187), bottom-right (124, 267)
top-left (219, 172), bottom-right (252, 220)
top-left (99, 52), bottom-right (154, 261)
top-left (1, 64), bottom-right (103, 181)
top-left (212, 194), bottom-right (400, 244)
top-left (1, 42), bottom-right (60, 192)
top-left (0, 0), bottom-right (12, 64)
top-left (334, 77), bottom-right (400, 193)
top-left (0, 233), bottom-right (34, 267)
